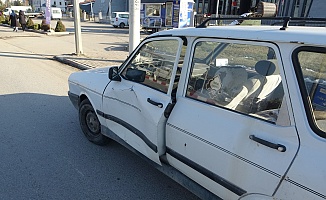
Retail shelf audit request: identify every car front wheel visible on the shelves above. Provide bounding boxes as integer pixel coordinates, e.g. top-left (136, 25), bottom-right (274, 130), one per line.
top-left (79, 99), bottom-right (109, 145)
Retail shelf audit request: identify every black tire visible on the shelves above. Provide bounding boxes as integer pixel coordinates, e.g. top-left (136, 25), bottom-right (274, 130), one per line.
top-left (119, 23), bottom-right (125, 28)
top-left (113, 25), bottom-right (118, 28)
top-left (79, 99), bottom-right (109, 145)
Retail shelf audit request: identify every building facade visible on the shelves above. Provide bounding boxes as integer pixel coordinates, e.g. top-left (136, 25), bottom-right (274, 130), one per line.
top-left (195, 0), bottom-right (325, 17)
top-left (92, 0), bottom-right (166, 18)
top-left (92, 0), bottom-right (128, 17)
top-left (30, 0), bottom-right (68, 12)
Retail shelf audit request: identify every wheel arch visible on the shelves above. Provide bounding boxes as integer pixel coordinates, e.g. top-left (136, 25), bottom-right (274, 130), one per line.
top-left (78, 95), bottom-right (110, 145)
top-left (78, 92), bottom-right (104, 124)
top-left (79, 94), bottom-right (89, 106)
top-left (119, 22), bottom-right (125, 28)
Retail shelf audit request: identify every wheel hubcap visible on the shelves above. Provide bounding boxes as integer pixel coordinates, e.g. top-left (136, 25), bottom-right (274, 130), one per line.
top-left (86, 111), bottom-right (100, 134)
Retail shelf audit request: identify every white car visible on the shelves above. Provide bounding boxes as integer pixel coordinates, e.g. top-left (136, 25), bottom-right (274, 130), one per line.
top-left (50, 7), bottom-right (62, 20)
top-left (68, 17), bottom-right (326, 199)
top-left (111, 12), bottom-right (129, 28)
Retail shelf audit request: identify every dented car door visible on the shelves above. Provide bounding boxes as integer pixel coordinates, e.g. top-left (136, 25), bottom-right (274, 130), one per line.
top-left (102, 37), bottom-right (184, 164)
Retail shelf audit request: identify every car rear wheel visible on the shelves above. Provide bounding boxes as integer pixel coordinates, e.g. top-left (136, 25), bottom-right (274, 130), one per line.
top-left (79, 99), bottom-right (109, 145)
top-left (119, 23), bottom-right (125, 28)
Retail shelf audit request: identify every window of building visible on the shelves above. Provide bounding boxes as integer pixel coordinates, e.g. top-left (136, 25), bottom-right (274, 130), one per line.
top-left (145, 4), bottom-right (161, 17)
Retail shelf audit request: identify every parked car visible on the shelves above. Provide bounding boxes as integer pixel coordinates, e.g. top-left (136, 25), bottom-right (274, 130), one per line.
top-left (50, 7), bottom-right (62, 20)
top-left (3, 6), bottom-right (31, 16)
top-left (68, 17), bottom-right (326, 199)
top-left (111, 11), bottom-right (129, 28)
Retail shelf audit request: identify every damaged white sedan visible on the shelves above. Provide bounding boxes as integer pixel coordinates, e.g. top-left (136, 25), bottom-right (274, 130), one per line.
top-left (68, 17), bottom-right (326, 200)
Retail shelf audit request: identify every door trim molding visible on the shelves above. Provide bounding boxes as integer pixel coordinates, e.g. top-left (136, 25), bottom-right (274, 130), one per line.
top-left (97, 110), bottom-right (158, 153)
top-left (166, 147), bottom-right (247, 196)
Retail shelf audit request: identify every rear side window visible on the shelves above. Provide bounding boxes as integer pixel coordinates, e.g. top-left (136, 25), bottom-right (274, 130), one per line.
top-left (119, 14), bottom-right (129, 18)
top-left (187, 40), bottom-right (285, 123)
top-left (111, 13), bottom-right (116, 18)
top-left (293, 47), bottom-right (326, 137)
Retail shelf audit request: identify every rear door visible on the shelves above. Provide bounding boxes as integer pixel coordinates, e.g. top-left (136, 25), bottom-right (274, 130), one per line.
top-left (166, 38), bottom-right (299, 199)
top-left (101, 37), bottom-right (183, 164)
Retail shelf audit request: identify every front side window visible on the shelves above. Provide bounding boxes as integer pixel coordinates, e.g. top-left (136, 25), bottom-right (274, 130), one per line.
top-left (187, 40), bottom-right (284, 123)
top-left (294, 47), bottom-right (326, 136)
top-left (121, 39), bottom-right (181, 94)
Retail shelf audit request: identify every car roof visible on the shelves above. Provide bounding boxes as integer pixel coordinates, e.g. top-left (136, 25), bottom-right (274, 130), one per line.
top-left (152, 25), bottom-right (326, 46)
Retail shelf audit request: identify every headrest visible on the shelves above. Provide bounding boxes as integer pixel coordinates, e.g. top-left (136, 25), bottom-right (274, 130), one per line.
top-left (255, 60), bottom-right (279, 76)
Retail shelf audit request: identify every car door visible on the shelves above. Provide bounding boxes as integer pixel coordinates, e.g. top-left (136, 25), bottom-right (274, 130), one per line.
top-left (102, 37), bottom-right (183, 164)
top-left (166, 39), bottom-right (300, 199)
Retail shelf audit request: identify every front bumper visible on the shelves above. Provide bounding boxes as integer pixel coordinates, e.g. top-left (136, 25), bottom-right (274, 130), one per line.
top-left (68, 91), bottom-right (79, 110)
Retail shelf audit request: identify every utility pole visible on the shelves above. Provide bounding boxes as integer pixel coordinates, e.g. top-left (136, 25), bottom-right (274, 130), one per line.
top-left (73, 0), bottom-right (83, 55)
top-left (129, 0), bottom-right (140, 54)
top-left (216, 0), bottom-right (220, 15)
top-left (108, 0), bottom-right (112, 22)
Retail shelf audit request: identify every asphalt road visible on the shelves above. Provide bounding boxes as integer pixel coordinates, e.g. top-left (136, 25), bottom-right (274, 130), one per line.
top-left (0, 24), bottom-right (200, 199)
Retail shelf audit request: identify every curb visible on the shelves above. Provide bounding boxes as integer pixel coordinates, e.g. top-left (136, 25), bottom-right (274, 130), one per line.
top-left (0, 24), bottom-right (73, 36)
top-left (53, 56), bottom-right (91, 70)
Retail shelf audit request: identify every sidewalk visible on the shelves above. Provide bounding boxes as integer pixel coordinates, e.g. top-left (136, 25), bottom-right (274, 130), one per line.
top-left (0, 21), bottom-right (132, 70)
top-left (53, 49), bottom-right (129, 70)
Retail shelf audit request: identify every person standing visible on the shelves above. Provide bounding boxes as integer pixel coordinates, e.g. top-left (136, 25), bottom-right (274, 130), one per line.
top-left (18, 10), bottom-right (27, 32)
top-left (9, 10), bottom-right (18, 32)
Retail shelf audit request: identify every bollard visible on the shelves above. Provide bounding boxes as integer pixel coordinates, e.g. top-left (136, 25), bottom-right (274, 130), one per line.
top-left (83, 11), bottom-right (86, 21)
top-left (69, 11), bottom-right (72, 18)
top-left (99, 11), bottom-right (102, 20)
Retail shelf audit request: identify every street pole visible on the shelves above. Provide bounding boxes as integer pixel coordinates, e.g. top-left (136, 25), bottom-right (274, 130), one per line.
top-left (73, 0), bottom-right (83, 55)
top-left (108, 0), bottom-right (112, 22)
top-left (90, 1), bottom-right (93, 19)
top-left (216, 0), bottom-right (220, 16)
top-left (129, 0), bottom-right (140, 54)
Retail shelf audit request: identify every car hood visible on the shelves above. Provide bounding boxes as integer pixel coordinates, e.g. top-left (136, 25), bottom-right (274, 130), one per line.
top-left (68, 66), bottom-right (115, 95)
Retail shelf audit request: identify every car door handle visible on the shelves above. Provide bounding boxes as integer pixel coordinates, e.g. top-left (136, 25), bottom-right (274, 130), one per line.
top-left (147, 98), bottom-right (163, 108)
top-left (249, 135), bottom-right (286, 152)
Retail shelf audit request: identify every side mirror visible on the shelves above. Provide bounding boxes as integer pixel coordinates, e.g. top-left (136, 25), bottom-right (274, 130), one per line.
top-left (125, 68), bottom-right (146, 83)
top-left (109, 66), bottom-right (121, 81)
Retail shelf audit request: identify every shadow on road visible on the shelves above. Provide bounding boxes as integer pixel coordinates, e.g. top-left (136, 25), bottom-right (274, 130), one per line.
top-left (0, 92), bottom-right (200, 199)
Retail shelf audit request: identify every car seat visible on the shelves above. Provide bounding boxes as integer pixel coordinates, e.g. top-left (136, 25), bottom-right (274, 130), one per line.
top-left (242, 59), bottom-right (282, 112)
top-left (193, 66), bottom-right (248, 109)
